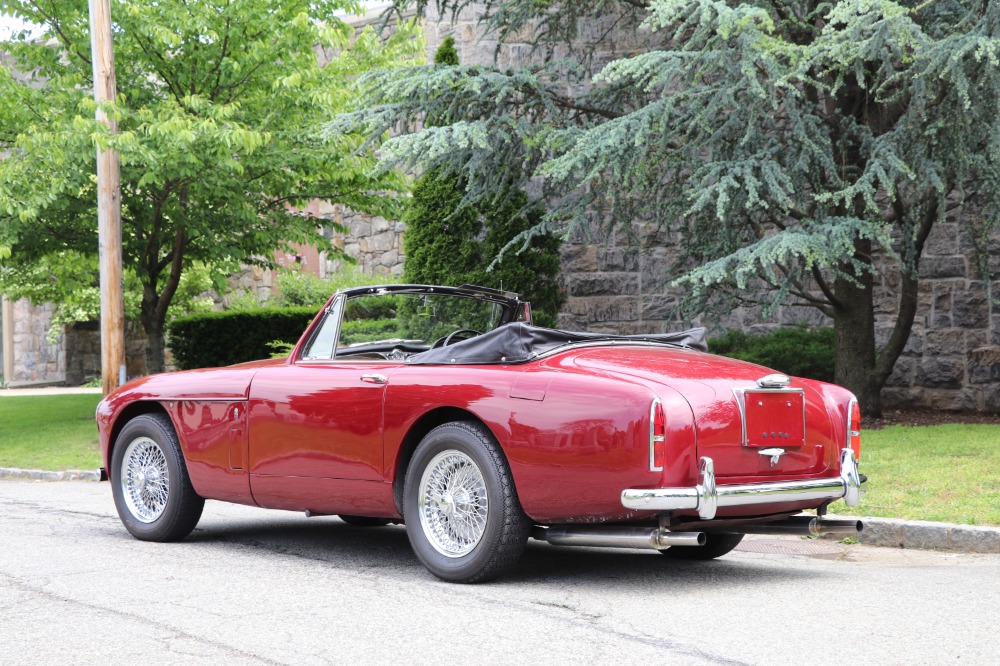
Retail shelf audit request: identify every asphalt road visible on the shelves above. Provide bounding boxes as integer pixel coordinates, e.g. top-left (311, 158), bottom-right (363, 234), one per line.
top-left (2, 480), bottom-right (998, 666)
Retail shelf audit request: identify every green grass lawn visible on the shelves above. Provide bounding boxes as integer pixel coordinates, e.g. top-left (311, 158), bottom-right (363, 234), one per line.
top-left (0, 394), bottom-right (102, 470)
top-left (835, 424), bottom-right (1000, 527)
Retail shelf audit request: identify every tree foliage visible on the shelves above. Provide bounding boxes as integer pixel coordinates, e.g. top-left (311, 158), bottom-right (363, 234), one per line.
top-left (340, 0), bottom-right (1000, 415)
top-left (402, 37), bottom-right (564, 327)
top-left (403, 171), bottom-right (564, 326)
top-left (0, 0), bottom-right (423, 372)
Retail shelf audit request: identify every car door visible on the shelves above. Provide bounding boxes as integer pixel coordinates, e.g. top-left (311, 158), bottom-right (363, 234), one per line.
top-left (246, 360), bottom-right (396, 482)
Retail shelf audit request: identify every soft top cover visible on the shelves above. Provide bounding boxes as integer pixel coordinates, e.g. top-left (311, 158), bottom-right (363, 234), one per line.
top-left (407, 322), bottom-right (707, 365)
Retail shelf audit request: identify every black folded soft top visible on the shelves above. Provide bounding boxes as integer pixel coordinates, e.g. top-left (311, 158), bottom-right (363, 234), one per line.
top-left (406, 322), bottom-right (707, 365)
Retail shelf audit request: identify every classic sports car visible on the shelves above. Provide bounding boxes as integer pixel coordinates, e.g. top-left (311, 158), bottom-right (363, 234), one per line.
top-left (97, 284), bottom-right (864, 583)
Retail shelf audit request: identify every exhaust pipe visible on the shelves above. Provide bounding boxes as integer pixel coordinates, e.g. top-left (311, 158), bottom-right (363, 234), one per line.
top-left (706, 516), bottom-right (863, 537)
top-left (534, 526), bottom-right (706, 551)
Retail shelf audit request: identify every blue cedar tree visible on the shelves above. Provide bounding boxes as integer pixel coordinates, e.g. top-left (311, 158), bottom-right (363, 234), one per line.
top-left (341, 1), bottom-right (1000, 416)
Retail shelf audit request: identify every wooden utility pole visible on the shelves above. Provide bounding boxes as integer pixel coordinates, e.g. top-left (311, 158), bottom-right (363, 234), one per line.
top-left (88, 0), bottom-right (125, 395)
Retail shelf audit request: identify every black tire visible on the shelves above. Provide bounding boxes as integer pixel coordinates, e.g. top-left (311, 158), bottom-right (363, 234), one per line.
top-left (110, 413), bottom-right (204, 542)
top-left (659, 532), bottom-right (744, 560)
top-left (403, 421), bottom-right (530, 583)
top-left (338, 515), bottom-right (391, 527)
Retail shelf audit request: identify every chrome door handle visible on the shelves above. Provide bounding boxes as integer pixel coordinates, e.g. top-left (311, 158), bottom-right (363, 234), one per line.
top-left (360, 374), bottom-right (388, 385)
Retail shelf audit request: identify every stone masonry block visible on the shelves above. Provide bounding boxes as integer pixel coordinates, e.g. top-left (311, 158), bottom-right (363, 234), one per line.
top-left (586, 296), bottom-right (639, 322)
top-left (597, 247), bottom-right (639, 272)
top-left (924, 222), bottom-right (959, 256)
top-left (952, 290), bottom-right (989, 329)
top-left (885, 357), bottom-right (915, 387)
top-left (560, 244), bottom-right (598, 273)
top-left (924, 329), bottom-right (964, 356)
top-left (967, 346), bottom-right (1000, 384)
top-left (901, 521), bottom-right (952, 550)
top-left (568, 273), bottom-right (639, 297)
top-left (915, 358), bottom-right (965, 389)
top-left (924, 388), bottom-right (978, 411)
top-left (857, 518), bottom-right (905, 548)
top-left (641, 294), bottom-right (679, 321)
top-left (919, 257), bottom-right (967, 279)
top-left (949, 525), bottom-right (1000, 554)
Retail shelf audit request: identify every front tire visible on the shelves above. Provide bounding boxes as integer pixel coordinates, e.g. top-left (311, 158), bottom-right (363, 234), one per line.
top-left (110, 413), bottom-right (204, 542)
top-left (403, 421), bottom-right (530, 583)
top-left (660, 532), bottom-right (744, 560)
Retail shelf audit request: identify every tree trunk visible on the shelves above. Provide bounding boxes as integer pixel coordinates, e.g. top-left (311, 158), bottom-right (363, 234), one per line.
top-left (140, 289), bottom-right (167, 375)
top-left (833, 240), bottom-right (882, 418)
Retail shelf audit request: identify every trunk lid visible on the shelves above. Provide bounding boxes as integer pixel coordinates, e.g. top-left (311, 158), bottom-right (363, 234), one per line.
top-left (570, 347), bottom-right (835, 478)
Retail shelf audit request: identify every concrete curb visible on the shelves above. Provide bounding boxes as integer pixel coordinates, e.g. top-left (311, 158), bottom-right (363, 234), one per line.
top-left (845, 515), bottom-right (1000, 555)
top-left (2, 469), bottom-right (998, 554)
top-left (0, 467), bottom-right (101, 482)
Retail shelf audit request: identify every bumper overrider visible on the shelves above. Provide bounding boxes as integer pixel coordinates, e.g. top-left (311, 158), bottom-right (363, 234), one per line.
top-left (621, 448), bottom-right (863, 521)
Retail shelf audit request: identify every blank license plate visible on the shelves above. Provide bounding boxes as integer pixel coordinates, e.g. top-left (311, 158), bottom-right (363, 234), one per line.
top-left (744, 391), bottom-right (805, 447)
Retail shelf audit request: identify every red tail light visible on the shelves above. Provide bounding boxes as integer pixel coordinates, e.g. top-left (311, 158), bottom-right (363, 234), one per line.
top-left (847, 398), bottom-right (861, 462)
top-left (650, 399), bottom-right (666, 472)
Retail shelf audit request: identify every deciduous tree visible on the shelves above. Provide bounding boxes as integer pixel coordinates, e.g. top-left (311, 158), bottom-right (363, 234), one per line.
top-left (0, 0), bottom-right (422, 372)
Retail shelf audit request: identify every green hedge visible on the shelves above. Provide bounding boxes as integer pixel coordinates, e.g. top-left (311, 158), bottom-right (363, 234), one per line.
top-left (708, 327), bottom-right (835, 383)
top-left (167, 307), bottom-right (318, 370)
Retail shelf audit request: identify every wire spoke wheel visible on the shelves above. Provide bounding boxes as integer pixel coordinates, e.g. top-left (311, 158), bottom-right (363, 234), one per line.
top-left (111, 413), bottom-right (204, 542)
top-left (121, 436), bottom-right (170, 523)
top-left (418, 450), bottom-right (489, 557)
top-left (404, 421), bottom-right (530, 582)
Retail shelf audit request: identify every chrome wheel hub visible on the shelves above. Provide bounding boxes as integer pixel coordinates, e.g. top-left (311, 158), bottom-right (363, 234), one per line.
top-left (121, 436), bottom-right (169, 523)
top-left (418, 450), bottom-right (488, 558)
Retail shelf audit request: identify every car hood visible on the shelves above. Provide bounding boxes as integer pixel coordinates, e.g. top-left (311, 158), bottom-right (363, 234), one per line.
top-left (107, 357), bottom-right (286, 402)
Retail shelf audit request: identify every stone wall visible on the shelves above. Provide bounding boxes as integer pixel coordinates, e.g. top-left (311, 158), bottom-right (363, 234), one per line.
top-left (63, 321), bottom-right (150, 386)
top-left (0, 297), bottom-right (151, 387)
top-left (4, 300), bottom-right (66, 386)
top-left (315, 202), bottom-right (406, 278)
top-left (550, 220), bottom-right (1000, 412)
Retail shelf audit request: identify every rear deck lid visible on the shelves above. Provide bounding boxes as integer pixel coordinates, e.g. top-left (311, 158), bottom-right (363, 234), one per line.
top-left (570, 348), bottom-right (834, 478)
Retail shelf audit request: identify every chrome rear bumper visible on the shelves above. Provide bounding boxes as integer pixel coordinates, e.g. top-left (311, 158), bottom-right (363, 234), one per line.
top-left (621, 448), bottom-right (862, 520)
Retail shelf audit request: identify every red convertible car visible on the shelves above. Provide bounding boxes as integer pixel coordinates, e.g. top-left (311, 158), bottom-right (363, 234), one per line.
top-left (97, 284), bottom-right (864, 583)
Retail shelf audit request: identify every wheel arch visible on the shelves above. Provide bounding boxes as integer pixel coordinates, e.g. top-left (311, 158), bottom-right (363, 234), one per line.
top-left (391, 406), bottom-right (497, 516)
top-left (107, 401), bottom-right (172, 481)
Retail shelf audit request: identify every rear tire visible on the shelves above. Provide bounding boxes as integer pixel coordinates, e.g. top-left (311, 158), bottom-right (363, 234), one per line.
top-left (660, 533), bottom-right (744, 560)
top-left (403, 421), bottom-right (530, 583)
top-left (110, 413), bottom-right (204, 542)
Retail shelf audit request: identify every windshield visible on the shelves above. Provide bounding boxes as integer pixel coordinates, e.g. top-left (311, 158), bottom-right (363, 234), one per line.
top-left (339, 293), bottom-right (506, 348)
top-left (300, 290), bottom-right (513, 362)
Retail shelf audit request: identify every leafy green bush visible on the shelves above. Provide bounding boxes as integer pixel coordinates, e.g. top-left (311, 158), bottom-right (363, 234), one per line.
top-left (708, 326), bottom-right (836, 383)
top-left (167, 307), bottom-right (317, 369)
top-left (339, 318), bottom-right (400, 346)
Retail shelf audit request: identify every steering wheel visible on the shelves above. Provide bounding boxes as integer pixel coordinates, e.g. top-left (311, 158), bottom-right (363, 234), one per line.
top-left (436, 328), bottom-right (482, 348)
